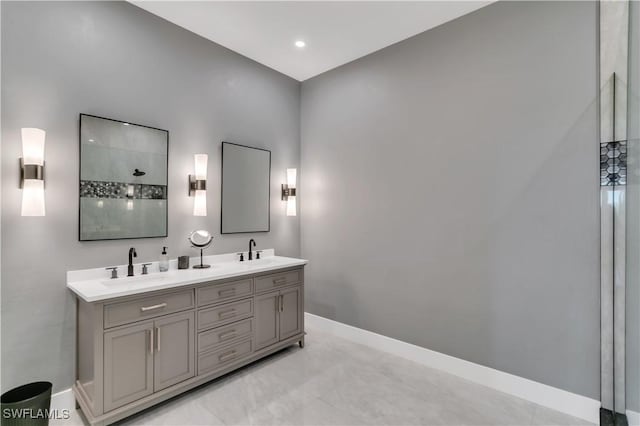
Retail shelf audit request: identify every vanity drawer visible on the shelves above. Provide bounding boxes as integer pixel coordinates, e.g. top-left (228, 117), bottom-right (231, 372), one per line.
top-left (198, 298), bottom-right (253, 331)
top-left (198, 339), bottom-right (253, 375)
top-left (197, 279), bottom-right (253, 307)
top-left (198, 318), bottom-right (253, 353)
top-left (254, 269), bottom-right (302, 293)
top-left (104, 289), bottom-right (195, 329)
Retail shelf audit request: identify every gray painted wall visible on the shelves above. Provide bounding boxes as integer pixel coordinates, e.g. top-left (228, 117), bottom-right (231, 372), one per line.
top-left (1, 1), bottom-right (300, 392)
top-left (301, 0), bottom-right (600, 399)
top-left (627, 0), bottom-right (640, 413)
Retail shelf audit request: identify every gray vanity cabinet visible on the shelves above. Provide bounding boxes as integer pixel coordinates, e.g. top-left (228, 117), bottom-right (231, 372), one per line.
top-left (103, 321), bottom-right (154, 412)
top-left (103, 311), bottom-right (195, 411)
top-left (153, 311), bottom-right (195, 392)
top-left (255, 291), bottom-right (280, 350)
top-left (279, 285), bottom-right (303, 340)
top-left (73, 266), bottom-right (304, 426)
top-left (254, 284), bottom-right (304, 350)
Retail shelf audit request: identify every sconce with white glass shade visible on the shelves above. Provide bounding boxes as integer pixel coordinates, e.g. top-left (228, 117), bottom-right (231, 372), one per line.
top-left (20, 128), bottom-right (46, 216)
top-left (189, 154), bottom-right (208, 216)
top-left (126, 184), bottom-right (135, 211)
top-left (281, 168), bottom-right (297, 216)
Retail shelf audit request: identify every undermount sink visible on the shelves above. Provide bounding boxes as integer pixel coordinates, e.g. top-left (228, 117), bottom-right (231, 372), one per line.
top-left (101, 275), bottom-right (168, 286)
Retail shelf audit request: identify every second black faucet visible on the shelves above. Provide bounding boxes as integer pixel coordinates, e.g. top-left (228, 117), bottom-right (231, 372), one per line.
top-left (128, 247), bottom-right (137, 276)
top-left (248, 239), bottom-right (256, 261)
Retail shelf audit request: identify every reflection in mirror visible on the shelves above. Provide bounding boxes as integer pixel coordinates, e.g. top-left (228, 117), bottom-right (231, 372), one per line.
top-left (79, 114), bottom-right (168, 241)
top-left (221, 142), bottom-right (271, 234)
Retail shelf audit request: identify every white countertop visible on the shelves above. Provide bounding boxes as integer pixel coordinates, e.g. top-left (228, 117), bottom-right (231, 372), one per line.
top-left (67, 249), bottom-right (307, 302)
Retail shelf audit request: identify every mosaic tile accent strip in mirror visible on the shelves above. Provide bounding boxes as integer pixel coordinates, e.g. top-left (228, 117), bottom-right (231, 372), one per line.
top-left (601, 141), bottom-right (628, 186)
top-left (80, 180), bottom-right (167, 199)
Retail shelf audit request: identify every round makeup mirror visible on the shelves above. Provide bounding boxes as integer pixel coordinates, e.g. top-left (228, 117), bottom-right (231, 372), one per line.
top-left (188, 230), bottom-right (213, 269)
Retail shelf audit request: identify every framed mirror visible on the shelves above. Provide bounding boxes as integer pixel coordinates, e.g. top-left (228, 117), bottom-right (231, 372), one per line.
top-left (79, 114), bottom-right (168, 241)
top-left (221, 142), bottom-right (271, 234)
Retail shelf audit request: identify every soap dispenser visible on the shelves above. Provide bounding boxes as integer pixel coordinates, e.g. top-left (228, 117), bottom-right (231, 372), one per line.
top-left (159, 246), bottom-right (169, 272)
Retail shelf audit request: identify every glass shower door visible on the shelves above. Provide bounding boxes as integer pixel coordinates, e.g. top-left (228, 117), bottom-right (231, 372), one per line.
top-left (625, 1), bottom-right (639, 422)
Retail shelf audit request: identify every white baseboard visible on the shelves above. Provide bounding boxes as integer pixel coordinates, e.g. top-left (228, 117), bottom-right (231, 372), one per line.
top-left (628, 409), bottom-right (640, 426)
top-left (305, 312), bottom-right (600, 424)
top-left (50, 388), bottom-right (74, 411)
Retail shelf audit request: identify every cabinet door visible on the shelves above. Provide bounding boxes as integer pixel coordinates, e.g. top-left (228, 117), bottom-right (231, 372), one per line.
top-left (279, 285), bottom-right (303, 340)
top-left (154, 311), bottom-right (195, 392)
top-left (254, 291), bottom-right (279, 350)
top-left (104, 321), bottom-right (154, 412)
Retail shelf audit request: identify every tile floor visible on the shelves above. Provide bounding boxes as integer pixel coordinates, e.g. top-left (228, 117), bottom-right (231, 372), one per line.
top-left (58, 323), bottom-right (595, 426)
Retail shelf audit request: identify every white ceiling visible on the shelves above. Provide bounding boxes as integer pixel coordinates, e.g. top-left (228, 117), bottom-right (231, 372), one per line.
top-left (132, 1), bottom-right (493, 81)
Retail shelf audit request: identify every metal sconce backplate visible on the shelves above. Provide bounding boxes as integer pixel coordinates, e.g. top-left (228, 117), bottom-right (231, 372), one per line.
top-left (19, 158), bottom-right (45, 188)
top-left (281, 184), bottom-right (296, 200)
top-left (188, 175), bottom-right (207, 196)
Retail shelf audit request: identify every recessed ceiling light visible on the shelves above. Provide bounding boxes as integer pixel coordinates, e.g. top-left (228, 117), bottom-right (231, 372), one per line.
top-left (88, 139), bottom-right (95, 143)
top-left (295, 40), bottom-right (306, 48)
top-left (123, 123), bottom-right (130, 126)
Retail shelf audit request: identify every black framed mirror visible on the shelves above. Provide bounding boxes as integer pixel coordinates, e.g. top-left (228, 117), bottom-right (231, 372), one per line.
top-left (79, 114), bottom-right (168, 241)
top-left (220, 142), bottom-right (271, 234)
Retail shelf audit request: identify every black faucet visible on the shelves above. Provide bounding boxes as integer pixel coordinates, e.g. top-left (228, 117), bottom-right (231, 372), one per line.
top-left (248, 239), bottom-right (256, 261)
top-left (128, 247), bottom-right (137, 276)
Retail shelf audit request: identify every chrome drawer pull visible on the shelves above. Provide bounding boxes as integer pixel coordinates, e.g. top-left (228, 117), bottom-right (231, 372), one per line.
top-left (219, 330), bottom-right (236, 341)
top-left (273, 278), bottom-right (287, 285)
top-left (218, 288), bottom-right (236, 297)
top-left (219, 350), bottom-right (237, 362)
top-left (141, 303), bottom-right (167, 312)
top-left (218, 308), bottom-right (236, 318)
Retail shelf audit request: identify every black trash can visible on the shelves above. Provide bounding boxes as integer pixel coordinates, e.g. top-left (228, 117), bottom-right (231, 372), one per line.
top-left (1, 382), bottom-right (52, 426)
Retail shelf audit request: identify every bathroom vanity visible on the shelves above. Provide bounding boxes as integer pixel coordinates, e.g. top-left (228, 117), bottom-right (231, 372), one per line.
top-left (67, 251), bottom-right (306, 426)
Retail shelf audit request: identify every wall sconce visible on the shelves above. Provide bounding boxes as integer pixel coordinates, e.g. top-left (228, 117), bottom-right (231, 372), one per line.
top-left (282, 168), bottom-right (297, 216)
top-left (126, 184), bottom-right (135, 211)
top-left (20, 128), bottom-right (46, 216)
top-left (189, 154), bottom-right (208, 216)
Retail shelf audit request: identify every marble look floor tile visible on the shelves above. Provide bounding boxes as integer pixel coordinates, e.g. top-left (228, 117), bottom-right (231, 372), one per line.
top-left (66, 323), bottom-right (596, 426)
top-left (249, 391), bottom-right (369, 426)
top-left (50, 409), bottom-right (85, 426)
top-left (119, 397), bottom-right (225, 426)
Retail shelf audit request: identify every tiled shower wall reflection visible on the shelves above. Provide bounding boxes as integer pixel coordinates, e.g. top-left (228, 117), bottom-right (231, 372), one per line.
top-left (79, 180), bottom-right (168, 240)
top-left (80, 198), bottom-right (167, 241)
top-left (600, 0), bottom-right (628, 414)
